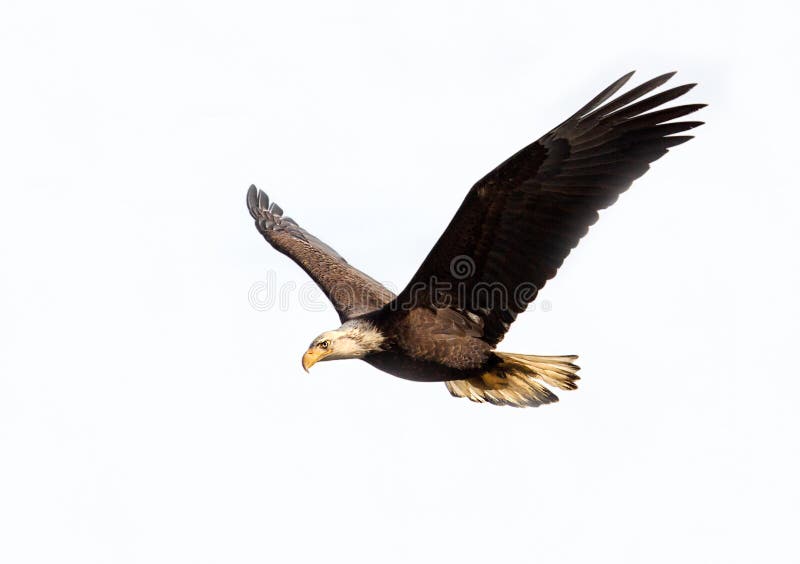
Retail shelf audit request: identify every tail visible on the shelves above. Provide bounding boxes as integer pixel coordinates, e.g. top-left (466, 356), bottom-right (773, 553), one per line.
top-left (445, 353), bottom-right (580, 408)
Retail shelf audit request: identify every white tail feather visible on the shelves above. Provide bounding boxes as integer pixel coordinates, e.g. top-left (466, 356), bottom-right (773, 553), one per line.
top-left (445, 353), bottom-right (580, 408)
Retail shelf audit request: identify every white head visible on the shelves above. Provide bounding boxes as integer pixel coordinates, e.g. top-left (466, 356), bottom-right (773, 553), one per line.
top-left (301, 319), bottom-right (385, 372)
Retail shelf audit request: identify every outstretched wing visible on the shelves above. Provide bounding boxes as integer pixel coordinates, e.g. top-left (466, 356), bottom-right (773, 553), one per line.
top-left (247, 185), bottom-right (396, 321)
top-left (390, 71), bottom-right (705, 345)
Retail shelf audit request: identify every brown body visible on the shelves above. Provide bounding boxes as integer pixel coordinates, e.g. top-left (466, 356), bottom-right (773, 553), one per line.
top-left (363, 307), bottom-right (494, 382)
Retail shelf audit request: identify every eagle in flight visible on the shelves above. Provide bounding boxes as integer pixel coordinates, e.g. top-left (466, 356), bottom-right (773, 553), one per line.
top-left (247, 71), bottom-right (704, 407)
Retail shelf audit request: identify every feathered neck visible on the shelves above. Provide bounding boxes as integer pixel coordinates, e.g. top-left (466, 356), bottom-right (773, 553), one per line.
top-left (339, 319), bottom-right (386, 355)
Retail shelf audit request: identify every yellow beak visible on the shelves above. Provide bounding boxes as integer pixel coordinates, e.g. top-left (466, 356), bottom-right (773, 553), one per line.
top-left (302, 347), bottom-right (331, 372)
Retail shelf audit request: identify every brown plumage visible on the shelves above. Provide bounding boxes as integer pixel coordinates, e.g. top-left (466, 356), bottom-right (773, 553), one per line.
top-left (247, 71), bottom-right (704, 407)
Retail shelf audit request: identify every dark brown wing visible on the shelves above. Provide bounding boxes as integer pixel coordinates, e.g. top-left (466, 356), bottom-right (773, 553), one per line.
top-left (247, 185), bottom-right (395, 321)
top-left (389, 71), bottom-right (705, 345)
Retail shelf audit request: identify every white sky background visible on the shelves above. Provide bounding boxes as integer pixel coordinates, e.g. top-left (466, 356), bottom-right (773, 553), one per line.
top-left (1, 1), bottom-right (798, 562)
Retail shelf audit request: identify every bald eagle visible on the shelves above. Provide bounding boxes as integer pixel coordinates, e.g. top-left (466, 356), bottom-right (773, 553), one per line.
top-left (247, 71), bottom-right (704, 407)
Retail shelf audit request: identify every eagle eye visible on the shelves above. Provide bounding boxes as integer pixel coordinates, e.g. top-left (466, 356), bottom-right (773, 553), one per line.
top-left (319, 340), bottom-right (330, 349)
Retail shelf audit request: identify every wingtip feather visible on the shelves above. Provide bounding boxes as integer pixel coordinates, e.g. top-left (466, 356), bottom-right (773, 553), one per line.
top-left (568, 71), bottom-right (636, 120)
top-left (662, 135), bottom-right (694, 148)
top-left (246, 184), bottom-right (261, 220)
top-left (247, 184), bottom-right (284, 223)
